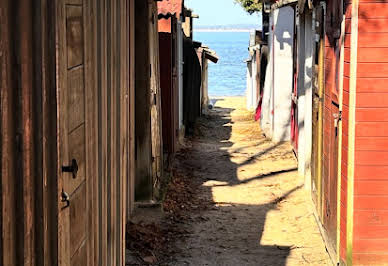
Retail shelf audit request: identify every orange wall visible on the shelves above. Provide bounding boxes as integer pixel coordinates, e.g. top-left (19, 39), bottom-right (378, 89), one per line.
top-left (339, 1), bottom-right (353, 261)
top-left (159, 17), bottom-right (172, 33)
top-left (352, 0), bottom-right (388, 264)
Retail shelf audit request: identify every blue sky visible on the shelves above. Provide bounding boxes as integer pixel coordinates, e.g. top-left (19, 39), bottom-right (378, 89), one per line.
top-left (185, 0), bottom-right (261, 27)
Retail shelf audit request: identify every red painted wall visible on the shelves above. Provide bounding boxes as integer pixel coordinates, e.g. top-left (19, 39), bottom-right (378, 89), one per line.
top-left (322, 0), bottom-right (343, 253)
top-left (352, 0), bottom-right (388, 264)
top-left (339, 1), bottom-right (353, 261)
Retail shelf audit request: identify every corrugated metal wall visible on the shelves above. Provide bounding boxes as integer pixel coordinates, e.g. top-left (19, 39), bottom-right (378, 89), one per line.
top-left (0, 1), bottom-right (58, 265)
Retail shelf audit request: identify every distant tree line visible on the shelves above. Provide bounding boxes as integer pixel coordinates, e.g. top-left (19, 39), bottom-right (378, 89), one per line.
top-left (235, 0), bottom-right (262, 14)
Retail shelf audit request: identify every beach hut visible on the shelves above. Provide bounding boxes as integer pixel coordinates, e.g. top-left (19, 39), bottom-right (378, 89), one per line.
top-left (197, 45), bottom-right (219, 114)
top-left (293, 0), bottom-right (388, 264)
top-left (246, 30), bottom-right (267, 117)
top-left (0, 0), bottom-right (136, 264)
top-left (260, 2), bottom-right (295, 142)
top-left (246, 32), bottom-right (259, 111)
top-left (158, 0), bottom-right (186, 146)
top-left (158, 2), bottom-right (181, 156)
top-left (258, 0), bottom-right (388, 264)
top-left (0, 0), bottom-right (166, 264)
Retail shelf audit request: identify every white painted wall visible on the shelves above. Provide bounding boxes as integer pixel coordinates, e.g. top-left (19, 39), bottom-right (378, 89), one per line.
top-left (260, 12), bottom-right (274, 138)
top-left (297, 9), bottom-right (306, 176)
top-left (303, 11), bottom-right (313, 188)
top-left (252, 51), bottom-right (258, 109)
top-left (246, 34), bottom-right (258, 110)
top-left (272, 6), bottom-right (294, 142)
top-left (246, 60), bottom-right (253, 109)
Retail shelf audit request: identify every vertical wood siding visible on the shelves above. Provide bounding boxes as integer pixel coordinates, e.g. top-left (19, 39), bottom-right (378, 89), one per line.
top-left (321, 0), bottom-right (343, 257)
top-left (94, 0), bottom-right (131, 264)
top-left (0, 1), bottom-right (58, 265)
top-left (149, 0), bottom-right (164, 199)
top-left (1, 0), bottom-right (134, 265)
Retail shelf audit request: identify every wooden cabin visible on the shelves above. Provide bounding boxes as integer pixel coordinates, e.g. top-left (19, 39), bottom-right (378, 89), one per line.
top-left (197, 45), bottom-right (218, 114)
top-left (334, 0), bottom-right (388, 264)
top-left (260, 3), bottom-right (295, 142)
top-left (0, 0), bottom-right (163, 264)
top-left (259, 0), bottom-right (388, 264)
top-left (158, 0), bottom-right (183, 157)
top-left (301, 0), bottom-right (388, 264)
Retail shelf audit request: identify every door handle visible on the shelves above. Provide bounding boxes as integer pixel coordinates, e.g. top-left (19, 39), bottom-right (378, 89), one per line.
top-left (61, 191), bottom-right (70, 209)
top-left (62, 159), bottom-right (78, 178)
top-left (333, 111), bottom-right (342, 128)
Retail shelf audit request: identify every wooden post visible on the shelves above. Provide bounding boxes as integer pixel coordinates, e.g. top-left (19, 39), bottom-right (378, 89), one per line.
top-left (135, 0), bottom-right (153, 201)
top-left (346, 0), bottom-right (359, 263)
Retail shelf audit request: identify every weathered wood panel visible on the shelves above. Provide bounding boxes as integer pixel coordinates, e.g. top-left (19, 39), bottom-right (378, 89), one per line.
top-left (149, 0), bottom-right (164, 199)
top-left (135, 0), bottom-right (153, 201)
top-left (1, 0), bottom-right (134, 265)
top-left (0, 1), bottom-right (58, 265)
top-left (94, 0), bottom-right (131, 265)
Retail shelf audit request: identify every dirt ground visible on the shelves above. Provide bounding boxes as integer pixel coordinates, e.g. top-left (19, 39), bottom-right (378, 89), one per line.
top-left (127, 96), bottom-right (332, 266)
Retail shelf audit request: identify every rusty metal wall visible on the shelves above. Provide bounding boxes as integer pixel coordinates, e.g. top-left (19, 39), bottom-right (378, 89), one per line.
top-left (0, 1), bottom-right (58, 265)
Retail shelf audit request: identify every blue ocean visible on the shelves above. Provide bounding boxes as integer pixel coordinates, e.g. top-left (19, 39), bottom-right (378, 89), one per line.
top-left (194, 31), bottom-right (251, 97)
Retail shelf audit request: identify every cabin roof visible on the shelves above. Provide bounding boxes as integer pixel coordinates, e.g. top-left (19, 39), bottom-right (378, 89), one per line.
top-left (158, 0), bottom-right (184, 19)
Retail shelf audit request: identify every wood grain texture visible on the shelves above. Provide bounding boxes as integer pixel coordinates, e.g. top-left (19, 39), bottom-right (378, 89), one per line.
top-left (128, 0), bottom-right (136, 217)
top-left (1, 0), bottom-right (131, 265)
top-left (67, 67), bottom-right (85, 131)
top-left (66, 5), bottom-right (84, 68)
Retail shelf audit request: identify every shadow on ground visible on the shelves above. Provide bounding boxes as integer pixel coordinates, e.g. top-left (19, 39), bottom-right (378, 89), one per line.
top-left (164, 100), bottom-right (303, 266)
top-left (126, 98), bottom-right (330, 266)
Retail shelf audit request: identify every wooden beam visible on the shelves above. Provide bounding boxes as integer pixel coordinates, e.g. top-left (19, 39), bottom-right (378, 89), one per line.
top-left (347, 0), bottom-right (359, 264)
top-left (336, 7), bottom-right (346, 264)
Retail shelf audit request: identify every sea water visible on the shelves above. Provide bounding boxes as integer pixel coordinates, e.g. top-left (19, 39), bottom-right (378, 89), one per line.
top-left (194, 31), bottom-right (251, 97)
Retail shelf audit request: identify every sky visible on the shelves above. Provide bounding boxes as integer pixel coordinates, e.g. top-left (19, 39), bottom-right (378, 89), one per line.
top-left (184, 0), bottom-right (261, 27)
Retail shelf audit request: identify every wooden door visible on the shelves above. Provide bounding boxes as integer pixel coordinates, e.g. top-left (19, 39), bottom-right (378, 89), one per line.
top-left (57, 1), bottom-right (91, 264)
top-left (311, 4), bottom-right (325, 214)
top-left (159, 32), bottom-right (174, 153)
top-left (322, 25), bottom-right (341, 252)
top-left (325, 101), bottom-right (339, 249)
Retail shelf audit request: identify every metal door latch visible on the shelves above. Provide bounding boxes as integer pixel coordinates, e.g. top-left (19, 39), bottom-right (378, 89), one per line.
top-left (62, 159), bottom-right (78, 179)
top-left (61, 191), bottom-right (70, 209)
top-left (333, 111), bottom-right (342, 128)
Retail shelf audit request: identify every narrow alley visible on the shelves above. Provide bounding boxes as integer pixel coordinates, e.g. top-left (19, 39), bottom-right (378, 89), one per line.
top-left (127, 97), bottom-right (331, 265)
top-left (3, 0), bottom-right (388, 265)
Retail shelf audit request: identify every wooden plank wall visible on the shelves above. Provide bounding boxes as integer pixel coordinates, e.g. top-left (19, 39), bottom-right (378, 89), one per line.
top-left (135, 0), bottom-right (153, 201)
top-left (340, 1), bottom-right (352, 261)
top-left (350, 0), bottom-right (388, 264)
top-left (1, 0), bottom-right (134, 265)
top-left (134, 0), bottom-right (163, 201)
top-left (322, 0), bottom-right (341, 247)
top-left (149, 0), bottom-right (164, 200)
top-left (93, 0), bottom-right (131, 264)
top-left (0, 1), bottom-right (58, 265)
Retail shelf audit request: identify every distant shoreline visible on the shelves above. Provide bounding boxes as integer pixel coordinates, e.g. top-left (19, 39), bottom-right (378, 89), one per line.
top-left (194, 29), bottom-right (255, 33)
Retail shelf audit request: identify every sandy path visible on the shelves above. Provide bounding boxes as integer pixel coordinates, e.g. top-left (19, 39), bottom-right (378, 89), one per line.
top-left (167, 97), bottom-right (331, 266)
